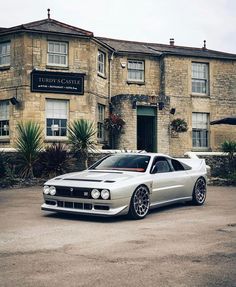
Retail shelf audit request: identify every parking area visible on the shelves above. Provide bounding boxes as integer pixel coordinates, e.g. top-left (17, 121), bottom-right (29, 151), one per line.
top-left (0, 185), bottom-right (235, 287)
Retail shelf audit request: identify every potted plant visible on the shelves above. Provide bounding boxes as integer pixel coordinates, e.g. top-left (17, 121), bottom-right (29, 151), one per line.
top-left (170, 118), bottom-right (188, 135)
top-left (104, 113), bottom-right (125, 148)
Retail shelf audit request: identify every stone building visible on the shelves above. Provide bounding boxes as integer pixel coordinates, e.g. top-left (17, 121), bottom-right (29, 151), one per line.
top-left (0, 13), bottom-right (236, 156)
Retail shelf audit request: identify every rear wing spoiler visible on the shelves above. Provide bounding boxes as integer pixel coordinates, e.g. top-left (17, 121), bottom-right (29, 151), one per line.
top-left (177, 158), bottom-right (207, 173)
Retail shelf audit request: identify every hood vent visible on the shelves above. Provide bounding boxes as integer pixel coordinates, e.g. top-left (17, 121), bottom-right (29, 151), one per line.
top-left (63, 178), bottom-right (103, 182)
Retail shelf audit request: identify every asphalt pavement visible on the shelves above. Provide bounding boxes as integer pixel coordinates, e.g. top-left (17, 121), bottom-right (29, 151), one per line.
top-left (0, 185), bottom-right (235, 287)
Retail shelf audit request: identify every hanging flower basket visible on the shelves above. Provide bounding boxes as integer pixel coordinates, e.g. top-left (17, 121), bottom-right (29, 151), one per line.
top-left (104, 113), bottom-right (125, 135)
top-left (170, 118), bottom-right (188, 133)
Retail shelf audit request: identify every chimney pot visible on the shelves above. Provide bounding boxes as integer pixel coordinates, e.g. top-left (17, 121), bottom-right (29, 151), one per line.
top-left (47, 8), bottom-right (51, 19)
top-left (202, 40), bottom-right (206, 50)
top-left (169, 38), bottom-right (175, 46)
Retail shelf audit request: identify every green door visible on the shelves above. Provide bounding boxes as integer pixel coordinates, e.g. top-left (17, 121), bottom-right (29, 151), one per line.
top-left (137, 107), bottom-right (157, 152)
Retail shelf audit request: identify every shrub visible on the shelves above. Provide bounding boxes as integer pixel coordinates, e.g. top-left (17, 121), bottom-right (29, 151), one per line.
top-left (38, 143), bottom-right (76, 177)
top-left (0, 152), bottom-right (17, 188)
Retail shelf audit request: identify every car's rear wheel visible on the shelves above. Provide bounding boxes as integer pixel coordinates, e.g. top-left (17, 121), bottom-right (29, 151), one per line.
top-left (129, 185), bottom-right (150, 219)
top-left (192, 177), bottom-right (207, 205)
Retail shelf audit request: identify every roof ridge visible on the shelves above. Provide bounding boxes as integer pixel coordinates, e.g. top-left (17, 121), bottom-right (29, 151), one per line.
top-left (24, 18), bottom-right (93, 36)
top-left (97, 36), bottom-right (236, 56)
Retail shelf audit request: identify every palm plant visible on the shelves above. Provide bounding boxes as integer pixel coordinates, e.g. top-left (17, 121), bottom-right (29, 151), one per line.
top-left (39, 142), bottom-right (76, 177)
top-left (15, 121), bottom-right (43, 178)
top-left (68, 119), bottom-right (97, 169)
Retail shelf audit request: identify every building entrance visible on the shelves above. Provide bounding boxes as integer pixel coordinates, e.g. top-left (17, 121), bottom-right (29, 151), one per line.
top-left (137, 107), bottom-right (157, 152)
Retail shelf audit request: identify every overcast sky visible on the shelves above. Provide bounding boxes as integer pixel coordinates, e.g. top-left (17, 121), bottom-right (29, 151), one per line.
top-left (1, 0), bottom-right (236, 53)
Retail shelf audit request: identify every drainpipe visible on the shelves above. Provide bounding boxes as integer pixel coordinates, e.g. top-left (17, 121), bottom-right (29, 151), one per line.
top-left (108, 51), bottom-right (115, 105)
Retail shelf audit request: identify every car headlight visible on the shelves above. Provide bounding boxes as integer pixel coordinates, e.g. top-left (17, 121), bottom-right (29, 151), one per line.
top-left (101, 189), bottom-right (110, 200)
top-left (91, 189), bottom-right (100, 199)
top-left (49, 186), bottom-right (56, 196)
top-left (43, 185), bottom-right (50, 195)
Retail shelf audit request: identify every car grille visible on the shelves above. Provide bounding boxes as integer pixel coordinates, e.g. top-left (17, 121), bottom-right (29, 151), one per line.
top-left (55, 186), bottom-right (91, 199)
top-left (56, 200), bottom-right (109, 211)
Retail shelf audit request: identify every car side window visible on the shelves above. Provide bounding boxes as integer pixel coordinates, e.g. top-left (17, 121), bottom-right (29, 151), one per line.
top-left (151, 157), bottom-right (172, 174)
top-left (171, 159), bottom-right (185, 171)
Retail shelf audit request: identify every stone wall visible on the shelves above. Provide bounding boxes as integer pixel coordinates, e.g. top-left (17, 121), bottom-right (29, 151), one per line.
top-left (0, 33), bottom-right (111, 148)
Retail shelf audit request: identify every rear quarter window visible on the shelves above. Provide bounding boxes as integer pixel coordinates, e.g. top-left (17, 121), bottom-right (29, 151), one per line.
top-left (171, 159), bottom-right (191, 171)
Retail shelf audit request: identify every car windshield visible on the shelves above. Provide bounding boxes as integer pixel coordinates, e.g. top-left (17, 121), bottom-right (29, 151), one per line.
top-left (90, 154), bottom-right (151, 172)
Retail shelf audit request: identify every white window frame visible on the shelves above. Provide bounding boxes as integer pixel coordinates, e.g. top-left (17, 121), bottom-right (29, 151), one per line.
top-left (0, 42), bottom-right (10, 67)
top-left (47, 41), bottom-right (68, 67)
top-left (97, 104), bottom-right (105, 141)
top-left (128, 60), bottom-right (144, 82)
top-left (0, 100), bottom-right (10, 137)
top-left (192, 112), bottom-right (209, 149)
top-left (97, 50), bottom-right (106, 76)
top-left (192, 62), bottom-right (209, 94)
top-left (45, 99), bottom-right (68, 138)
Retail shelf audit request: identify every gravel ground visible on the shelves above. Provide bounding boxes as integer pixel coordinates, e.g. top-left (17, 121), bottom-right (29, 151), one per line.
top-left (0, 185), bottom-right (235, 287)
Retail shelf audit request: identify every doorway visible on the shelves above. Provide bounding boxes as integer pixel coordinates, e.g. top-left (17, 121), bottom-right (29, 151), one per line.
top-left (137, 107), bottom-right (157, 152)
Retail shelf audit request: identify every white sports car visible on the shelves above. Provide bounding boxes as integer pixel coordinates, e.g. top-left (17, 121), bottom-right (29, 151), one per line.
top-left (41, 153), bottom-right (207, 219)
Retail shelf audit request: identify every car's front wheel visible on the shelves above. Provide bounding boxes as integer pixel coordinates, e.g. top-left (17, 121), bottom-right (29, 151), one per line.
top-left (192, 177), bottom-right (207, 205)
top-left (129, 185), bottom-right (150, 219)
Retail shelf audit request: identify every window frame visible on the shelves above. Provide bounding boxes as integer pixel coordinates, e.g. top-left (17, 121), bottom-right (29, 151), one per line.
top-left (192, 112), bottom-right (209, 149)
top-left (45, 99), bottom-right (69, 139)
top-left (47, 41), bottom-right (68, 67)
top-left (127, 60), bottom-right (145, 83)
top-left (97, 103), bottom-right (105, 142)
top-left (191, 62), bottom-right (209, 95)
top-left (0, 42), bottom-right (10, 67)
top-left (97, 50), bottom-right (106, 76)
top-left (0, 100), bottom-right (10, 137)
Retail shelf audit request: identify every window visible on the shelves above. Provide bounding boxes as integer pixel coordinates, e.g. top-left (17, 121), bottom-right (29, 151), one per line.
top-left (128, 60), bottom-right (144, 82)
top-left (192, 62), bottom-right (208, 94)
top-left (97, 51), bottom-right (105, 75)
top-left (0, 101), bottom-right (9, 137)
top-left (46, 99), bottom-right (68, 137)
top-left (151, 157), bottom-right (171, 174)
top-left (0, 42), bottom-right (10, 66)
top-left (97, 104), bottom-right (105, 141)
top-left (47, 41), bottom-right (68, 67)
top-left (192, 113), bottom-right (209, 148)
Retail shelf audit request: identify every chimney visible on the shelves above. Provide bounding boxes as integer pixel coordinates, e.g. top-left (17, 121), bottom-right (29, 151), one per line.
top-left (169, 38), bottom-right (175, 46)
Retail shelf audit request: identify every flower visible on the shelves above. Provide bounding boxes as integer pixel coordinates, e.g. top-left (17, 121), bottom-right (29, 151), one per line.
top-left (104, 114), bottom-right (125, 134)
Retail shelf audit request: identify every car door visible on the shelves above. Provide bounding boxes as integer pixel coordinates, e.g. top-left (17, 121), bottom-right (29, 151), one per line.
top-left (150, 157), bottom-right (189, 205)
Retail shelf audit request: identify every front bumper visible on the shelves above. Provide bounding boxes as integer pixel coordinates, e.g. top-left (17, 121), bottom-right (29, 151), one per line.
top-left (41, 196), bottom-right (129, 217)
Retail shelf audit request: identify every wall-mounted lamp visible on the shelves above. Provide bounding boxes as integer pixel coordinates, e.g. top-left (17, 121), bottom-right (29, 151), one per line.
top-left (132, 100), bottom-right (137, 109)
top-left (157, 94), bottom-right (170, 111)
top-left (158, 102), bottom-right (165, 110)
top-left (109, 102), bottom-right (114, 113)
top-left (170, 108), bottom-right (176, 115)
top-left (10, 97), bottom-right (20, 105)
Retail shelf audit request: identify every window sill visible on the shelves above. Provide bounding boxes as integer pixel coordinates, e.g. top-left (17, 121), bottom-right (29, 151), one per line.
top-left (127, 81), bottom-right (145, 86)
top-left (192, 147), bottom-right (211, 152)
top-left (97, 73), bottom-right (107, 79)
top-left (0, 65), bottom-right (10, 71)
top-left (191, 93), bottom-right (209, 98)
top-left (0, 137), bottom-right (10, 143)
top-left (44, 137), bottom-right (68, 143)
top-left (46, 65), bottom-right (69, 70)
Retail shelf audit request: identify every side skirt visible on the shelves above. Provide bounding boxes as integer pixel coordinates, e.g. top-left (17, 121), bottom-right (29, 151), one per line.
top-left (150, 196), bottom-right (192, 209)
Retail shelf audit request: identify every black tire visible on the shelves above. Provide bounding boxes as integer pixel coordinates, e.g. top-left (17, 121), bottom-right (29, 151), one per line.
top-left (129, 185), bottom-right (150, 219)
top-left (192, 177), bottom-right (207, 205)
